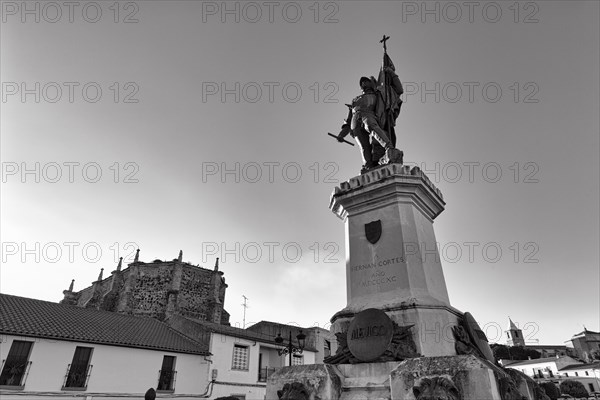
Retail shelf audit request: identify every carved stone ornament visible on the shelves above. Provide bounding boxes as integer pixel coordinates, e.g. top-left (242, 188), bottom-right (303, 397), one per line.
top-left (365, 220), bottom-right (382, 244)
top-left (324, 318), bottom-right (420, 364)
top-left (412, 376), bottom-right (461, 400)
top-left (277, 382), bottom-right (310, 400)
top-left (452, 325), bottom-right (480, 357)
top-left (497, 376), bottom-right (523, 400)
top-left (452, 312), bottom-right (495, 363)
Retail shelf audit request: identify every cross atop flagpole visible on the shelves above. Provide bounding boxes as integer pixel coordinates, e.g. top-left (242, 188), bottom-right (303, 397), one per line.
top-left (380, 35), bottom-right (390, 54)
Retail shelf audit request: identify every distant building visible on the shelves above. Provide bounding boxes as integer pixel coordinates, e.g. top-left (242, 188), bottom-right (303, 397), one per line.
top-left (0, 294), bottom-right (212, 399)
top-left (502, 318), bottom-right (577, 358)
top-left (503, 355), bottom-right (582, 379)
top-left (61, 250), bottom-right (229, 325)
top-left (245, 321), bottom-right (337, 365)
top-left (168, 316), bottom-right (321, 400)
top-left (504, 356), bottom-right (600, 394)
top-left (56, 249), bottom-right (333, 399)
top-left (525, 344), bottom-right (575, 358)
top-left (558, 362), bottom-right (600, 394)
top-left (505, 318), bottom-right (525, 347)
top-left (570, 329), bottom-right (600, 362)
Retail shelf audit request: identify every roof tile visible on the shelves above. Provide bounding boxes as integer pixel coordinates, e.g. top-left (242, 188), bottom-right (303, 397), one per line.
top-left (0, 294), bottom-right (209, 355)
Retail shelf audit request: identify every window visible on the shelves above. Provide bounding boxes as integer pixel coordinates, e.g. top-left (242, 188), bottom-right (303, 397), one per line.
top-left (0, 340), bottom-right (33, 388)
top-left (589, 383), bottom-right (595, 392)
top-left (63, 347), bottom-right (93, 389)
top-left (585, 371), bottom-right (589, 376)
top-left (292, 355), bottom-right (303, 366)
top-left (575, 372), bottom-right (578, 376)
top-left (157, 356), bottom-right (177, 391)
top-left (324, 340), bottom-right (331, 358)
top-left (232, 345), bottom-right (249, 370)
top-left (506, 332), bottom-right (510, 339)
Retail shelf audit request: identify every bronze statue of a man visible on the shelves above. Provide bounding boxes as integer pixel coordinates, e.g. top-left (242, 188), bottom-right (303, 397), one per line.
top-left (337, 69), bottom-right (404, 173)
top-left (331, 36), bottom-right (405, 174)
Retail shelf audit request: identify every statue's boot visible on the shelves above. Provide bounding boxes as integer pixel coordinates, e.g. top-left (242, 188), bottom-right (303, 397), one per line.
top-left (380, 148), bottom-right (404, 165)
top-left (360, 161), bottom-right (379, 174)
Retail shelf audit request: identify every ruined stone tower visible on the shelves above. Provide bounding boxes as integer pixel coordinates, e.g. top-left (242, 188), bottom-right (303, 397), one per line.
top-left (61, 250), bottom-right (230, 324)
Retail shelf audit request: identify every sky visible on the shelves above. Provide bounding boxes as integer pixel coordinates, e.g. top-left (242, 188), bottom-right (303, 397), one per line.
top-left (1, 1), bottom-right (598, 347)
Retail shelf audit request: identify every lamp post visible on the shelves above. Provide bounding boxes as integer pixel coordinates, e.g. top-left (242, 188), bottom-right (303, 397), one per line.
top-left (275, 329), bottom-right (306, 366)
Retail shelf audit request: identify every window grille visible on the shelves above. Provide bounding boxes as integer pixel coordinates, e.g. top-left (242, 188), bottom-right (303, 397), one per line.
top-left (232, 345), bottom-right (249, 370)
top-left (63, 347), bottom-right (93, 389)
top-left (0, 341), bottom-right (34, 387)
top-left (157, 356), bottom-right (177, 391)
top-left (258, 367), bottom-right (277, 382)
top-left (292, 355), bottom-right (303, 366)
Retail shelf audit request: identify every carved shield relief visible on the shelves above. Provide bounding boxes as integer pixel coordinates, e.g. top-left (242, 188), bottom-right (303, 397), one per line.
top-left (365, 220), bottom-right (382, 244)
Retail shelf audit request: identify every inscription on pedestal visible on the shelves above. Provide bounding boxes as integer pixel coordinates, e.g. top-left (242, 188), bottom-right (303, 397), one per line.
top-left (349, 254), bottom-right (405, 295)
top-left (347, 308), bottom-right (393, 362)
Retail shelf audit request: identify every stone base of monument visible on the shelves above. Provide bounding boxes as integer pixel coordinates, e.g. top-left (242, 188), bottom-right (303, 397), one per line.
top-left (264, 166), bottom-right (536, 399)
top-left (390, 355), bottom-right (503, 400)
top-left (332, 304), bottom-right (463, 358)
top-left (266, 355), bottom-right (534, 400)
top-left (265, 364), bottom-right (343, 400)
top-left (336, 362), bottom-right (400, 400)
top-left (328, 164), bottom-right (466, 359)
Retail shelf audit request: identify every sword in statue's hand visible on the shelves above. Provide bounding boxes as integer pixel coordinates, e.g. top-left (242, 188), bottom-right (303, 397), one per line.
top-left (327, 133), bottom-right (354, 146)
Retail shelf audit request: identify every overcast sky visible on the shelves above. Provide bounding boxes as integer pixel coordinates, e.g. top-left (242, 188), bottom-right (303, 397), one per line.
top-left (1, 1), bottom-right (598, 346)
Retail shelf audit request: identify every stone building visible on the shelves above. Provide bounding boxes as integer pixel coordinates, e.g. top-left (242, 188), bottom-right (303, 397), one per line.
top-left (0, 293), bottom-right (212, 398)
top-left (505, 318), bottom-right (526, 347)
top-left (570, 329), bottom-right (600, 362)
top-left (245, 321), bottom-right (337, 365)
top-left (60, 249), bottom-right (229, 325)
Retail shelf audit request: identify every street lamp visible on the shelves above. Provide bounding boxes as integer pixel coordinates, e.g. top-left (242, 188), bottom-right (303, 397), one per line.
top-left (275, 329), bottom-right (306, 366)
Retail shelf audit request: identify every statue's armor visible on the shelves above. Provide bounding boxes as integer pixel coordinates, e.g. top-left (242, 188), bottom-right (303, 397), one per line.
top-left (350, 89), bottom-right (391, 151)
top-left (351, 91), bottom-right (378, 118)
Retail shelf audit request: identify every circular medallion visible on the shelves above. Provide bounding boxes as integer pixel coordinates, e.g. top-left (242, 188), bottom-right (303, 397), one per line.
top-left (347, 308), bottom-right (393, 362)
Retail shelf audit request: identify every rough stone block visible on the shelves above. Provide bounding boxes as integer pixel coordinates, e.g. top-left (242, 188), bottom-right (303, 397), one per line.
top-left (390, 355), bottom-right (502, 400)
top-left (266, 364), bottom-right (343, 400)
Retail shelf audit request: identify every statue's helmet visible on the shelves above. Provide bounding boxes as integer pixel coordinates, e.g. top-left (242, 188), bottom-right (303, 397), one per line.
top-left (359, 76), bottom-right (376, 90)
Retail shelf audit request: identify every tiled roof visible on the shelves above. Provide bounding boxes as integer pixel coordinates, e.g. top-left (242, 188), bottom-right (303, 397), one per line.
top-left (183, 318), bottom-right (319, 352)
top-left (508, 356), bottom-right (580, 367)
top-left (0, 294), bottom-right (209, 355)
top-left (559, 362), bottom-right (600, 371)
top-left (525, 345), bottom-right (567, 349)
top-left (572, 329), bottom-right (600, 338)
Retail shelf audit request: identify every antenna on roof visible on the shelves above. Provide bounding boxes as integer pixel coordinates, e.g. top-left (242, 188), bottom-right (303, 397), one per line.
top-left (242, 295), bottom-right (249, 329)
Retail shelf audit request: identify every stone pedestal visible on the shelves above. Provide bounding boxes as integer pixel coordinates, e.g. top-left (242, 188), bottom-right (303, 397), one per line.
top-left (266, 357), bottom-right (515, 400)
top-left (265, 364), bottom-right (343, 400)
top-left (329, 164), bottom-right (461, 357)
top-left (265, 165), bottom-right (526, 400)
top-left (389, 355), bottom-right (502, 400)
